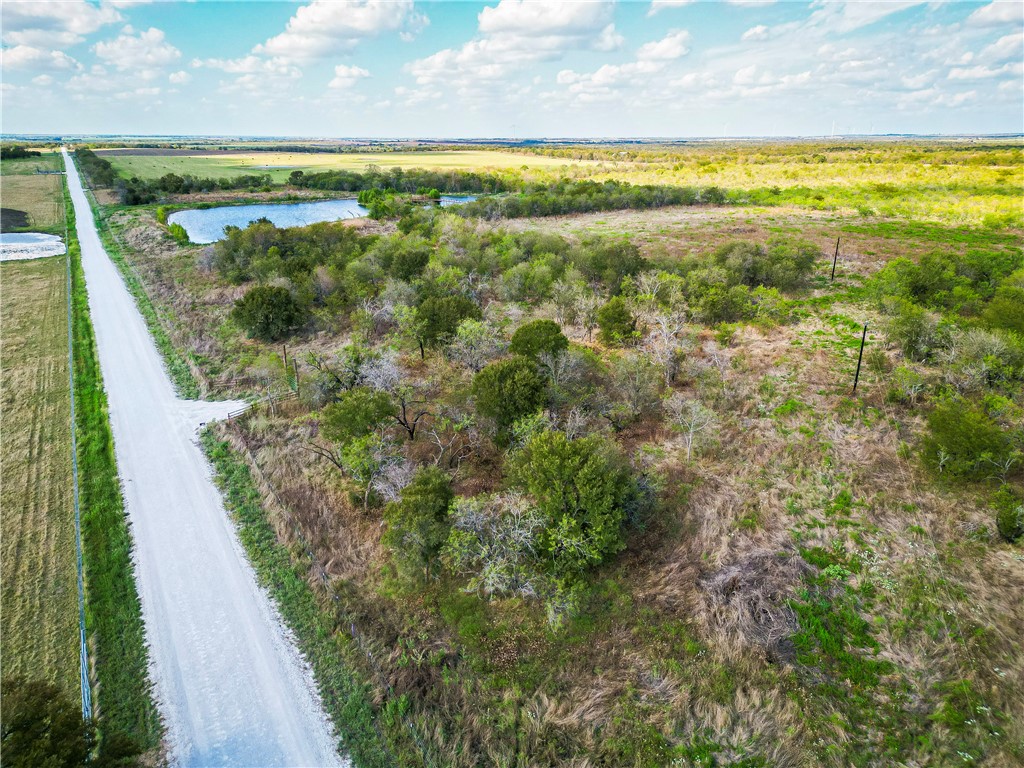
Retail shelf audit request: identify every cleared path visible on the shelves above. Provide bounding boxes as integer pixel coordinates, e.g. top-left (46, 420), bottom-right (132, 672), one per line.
top-left (63, 149), bottom-right (342, 767)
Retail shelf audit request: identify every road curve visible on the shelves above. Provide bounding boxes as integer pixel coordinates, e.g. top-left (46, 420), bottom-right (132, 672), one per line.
top-left (63, 149), bottom-right (343, 767)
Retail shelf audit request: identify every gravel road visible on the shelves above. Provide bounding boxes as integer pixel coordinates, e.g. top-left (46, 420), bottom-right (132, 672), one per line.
top-left (63, 149), bottom-right (343, 767)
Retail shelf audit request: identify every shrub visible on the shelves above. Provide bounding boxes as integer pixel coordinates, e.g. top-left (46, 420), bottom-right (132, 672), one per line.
top-left (882, 298), bottom-right (944, 361)
top-left (383, 466), bottom-right (454, 579)
top-left (510, 319), bottom-right (569, 360)
top-left (418, 294), bottom-right (482, 348)
top-left (168, 222), bottom-right (189, 245)
top-left (319, 387), bottom-right (394, 443)
top-left (472, 356), bottom-right (546, 435)
top-left (597, 297), bottom-right (638, 346)
top-left (508, 430), bottom-right (631, 577)
top-left (983, 272), bottom-right (1024, 335)
top-left (994, 485), bottom-right (1024, 542)
top-left (231, 285), bottom-right (305, 341)
top-left (922, 397), bottom-right (1014, 479)
top-left (712, 237), bottom-right (817, 291)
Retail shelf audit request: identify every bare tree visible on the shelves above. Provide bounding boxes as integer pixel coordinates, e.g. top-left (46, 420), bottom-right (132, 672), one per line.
top-left (575, 291), bottom-right (602, 342)
top-left (665, 393), bottom-right (718, 461)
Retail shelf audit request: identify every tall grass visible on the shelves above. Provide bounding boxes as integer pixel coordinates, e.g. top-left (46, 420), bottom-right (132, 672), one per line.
top-left (65, 177), bottom-right (161, 749)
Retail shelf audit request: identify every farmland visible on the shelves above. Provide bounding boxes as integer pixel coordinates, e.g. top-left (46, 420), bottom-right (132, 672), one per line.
top-left (98, 148), bottom-right (595, 184)
top-left (91, 140), bottom-right (1024, 229)
top-left (1, 174), bottom-right (65, 235)
top-left (89, 134), bottom-right (1024, 766)
top-left (0, 256), bottom-right (77, 699)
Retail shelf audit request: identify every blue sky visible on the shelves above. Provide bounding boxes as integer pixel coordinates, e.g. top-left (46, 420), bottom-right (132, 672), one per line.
top-left (2, 1), bottom-right (1022, 137)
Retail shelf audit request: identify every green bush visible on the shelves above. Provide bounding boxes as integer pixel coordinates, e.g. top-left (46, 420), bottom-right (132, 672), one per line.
top-left (510, 319), bottom-right (569, 360)
top-left (597, 297), bottom-right (638, 346)
top-left (167, 222), bottom-right (189, 245)
top-left (922, 397), bottom-right (1014, 479)
top-left (383, 466), bottom-right (454, 578)
top-left (882, 298), bottom-right (944, 361)
top-left (418, 294), bottom-right (482, 348)
top-left (231, 285), bottom-right (305, 342)
top-left (712, 237), bottom-right (817, 291)
top-left (472, 356), bottom-right (546, 435)
top-left (509, 430), bottom-right (630, 577)
top-left (319, 387), bottom-right (393, 443)
top-left (994, 485), bottom-right (1023, 542)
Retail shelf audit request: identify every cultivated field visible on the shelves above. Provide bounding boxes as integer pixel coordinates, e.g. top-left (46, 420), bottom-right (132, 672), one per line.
top-left (0, 255), bottom-right (77, 698)
top-left (98, 149), bottom-right (594, 183)
top-left (1, 172), bottom-right (65, 234)
top-left (0, 150), bottom-right (61, 176)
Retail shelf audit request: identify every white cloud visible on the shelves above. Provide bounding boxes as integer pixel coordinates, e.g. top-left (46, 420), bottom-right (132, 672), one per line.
top-left (169, 70), bottom-right (191, 85)
top-left (966, 1), bottom-right (1024, 27)
top-left (727, 0), bottom-right (777, 6)
top-left (255, 0), bottom-right (425, 62)
top-left (979, 32), bottom-right (1023, 63)
top-left (637, 30), bottom-right (691, 61)
top-left (1, 45), bottom-right (80, 71)
top-left (742, 25), bottom-right (769, 42)
top-left (328, 64), bottom-right (370, 89)
top-left (407, 0), bottom-right (618, 98)
top-left (948, 62), bottom-right (1021, 80)
top-left (478, 1), bottom-right (612, 35)
top-left (94, 27), bottom-right (180, 71)
top-left (1, 0), bottom-right (122, 47)
top-left (32, 74), bottom-right (54, 86)
top-left (647, 0), bottom-right (696, 17)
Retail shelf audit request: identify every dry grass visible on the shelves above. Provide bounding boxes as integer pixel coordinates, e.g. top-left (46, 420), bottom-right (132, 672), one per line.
top-left (1, 173), bottom-right (64, 233)
top-left (100, 150), bottom-right (595, 184)
top-left (0, 256), bottom-right (78, 698)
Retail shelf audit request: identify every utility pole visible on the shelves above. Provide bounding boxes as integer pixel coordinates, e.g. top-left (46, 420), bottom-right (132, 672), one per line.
top-left (830, 237), bottom-right (840, 281)
top-left (853, 324), bottom-right (868, 394)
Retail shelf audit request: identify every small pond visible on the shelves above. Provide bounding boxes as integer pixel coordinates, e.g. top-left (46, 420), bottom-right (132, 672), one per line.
top-left (0, 232), bottom-right (66, 261)
top-left (168, 195), bottom-right (476, 244)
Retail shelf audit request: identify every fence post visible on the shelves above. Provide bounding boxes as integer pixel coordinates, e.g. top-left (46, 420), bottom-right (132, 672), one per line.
top-left (853, 323), bottom-right (867, 394)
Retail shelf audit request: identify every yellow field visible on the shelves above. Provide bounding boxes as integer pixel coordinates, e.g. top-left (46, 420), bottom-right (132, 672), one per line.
top-left (0, 255), bottom-right (78, 697)
top-left (1, 174), bottom-right (65, 232)
top-left (101, 149), bottom-right (595, 182)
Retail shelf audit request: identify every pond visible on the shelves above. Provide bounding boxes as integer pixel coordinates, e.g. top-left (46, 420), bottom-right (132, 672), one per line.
top-left (168, 195), bottom-right (476, 244)
top-left (0, 232), bottom-right (66, 262)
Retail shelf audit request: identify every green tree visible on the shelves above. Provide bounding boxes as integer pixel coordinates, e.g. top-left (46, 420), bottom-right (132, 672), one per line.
top-left (1, 678), bottom-right (92, 768)
top-left (231, 285), bottom-right (304, 342)
top-left (510, 319), bottom-right (569, 360)
top-left (319, 387), bottom-right (394, 443)
top-left (597, 297), bottom-right (637, 346)
top-left (472, 356), bottom-right (546, 435)
top-left (418, 295), bottom-right (482, 350)
top-left (383, 466), bottom-right (454, 578)
top-left (509, 430), bottom-right (630, 577)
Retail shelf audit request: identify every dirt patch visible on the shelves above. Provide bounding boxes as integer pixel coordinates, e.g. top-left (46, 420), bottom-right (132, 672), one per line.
top-left (1, 207), bottom-right (29, 231)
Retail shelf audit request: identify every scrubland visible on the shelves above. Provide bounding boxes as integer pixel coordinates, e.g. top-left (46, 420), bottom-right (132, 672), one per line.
top-left (79, 139), bottom-right (1024, 767)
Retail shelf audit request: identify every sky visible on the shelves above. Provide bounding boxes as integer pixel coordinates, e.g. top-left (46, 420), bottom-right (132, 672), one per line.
top-left (1, 0), bottom-right (1022, 138)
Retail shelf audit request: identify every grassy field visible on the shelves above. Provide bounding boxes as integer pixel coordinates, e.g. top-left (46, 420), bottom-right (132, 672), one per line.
top-left (1, 174), bottom-right (65, 234)
top-left (96, 141), bottom-right (1023, 228)
top-left (100, 149), bottom-right (592, 183)
top-left (0, 256), bottom-right (78, 699)
top-left (1, 151), bottom-right (61, 176)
